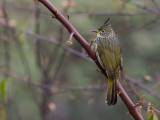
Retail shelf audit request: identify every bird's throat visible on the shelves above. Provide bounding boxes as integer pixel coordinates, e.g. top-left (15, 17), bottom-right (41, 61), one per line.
top-left (97, 31), bottom-right (101, 37)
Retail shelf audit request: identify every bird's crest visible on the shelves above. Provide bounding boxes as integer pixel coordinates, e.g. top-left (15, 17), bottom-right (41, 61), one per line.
top-left (98, 17), bottom-right (110, 31)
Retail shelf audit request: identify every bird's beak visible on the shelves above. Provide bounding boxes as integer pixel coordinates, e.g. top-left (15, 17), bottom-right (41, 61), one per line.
top-left (92, 30), bottom-right (98, 33)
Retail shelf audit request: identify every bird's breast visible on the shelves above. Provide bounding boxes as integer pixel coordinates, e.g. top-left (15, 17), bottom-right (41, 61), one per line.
top-left (94, 36), bottom-right (120, 53)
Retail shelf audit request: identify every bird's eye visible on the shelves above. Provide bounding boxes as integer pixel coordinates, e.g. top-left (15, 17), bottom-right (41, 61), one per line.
top-left (101, 30), bottom-right (104, 33)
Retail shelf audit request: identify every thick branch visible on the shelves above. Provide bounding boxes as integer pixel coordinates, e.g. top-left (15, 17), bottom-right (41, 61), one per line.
top-left (38, 0), bottom-right (143, 119)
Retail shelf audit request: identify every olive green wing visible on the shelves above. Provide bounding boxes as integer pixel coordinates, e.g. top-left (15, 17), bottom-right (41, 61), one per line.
top-left (96, 41), bottom-right (121, 78)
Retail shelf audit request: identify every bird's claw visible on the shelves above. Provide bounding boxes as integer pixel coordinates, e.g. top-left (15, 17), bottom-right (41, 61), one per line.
top-left (95, 68), bottom-right (101, 72)
top-left (90, 40), bottom-right (94, 47)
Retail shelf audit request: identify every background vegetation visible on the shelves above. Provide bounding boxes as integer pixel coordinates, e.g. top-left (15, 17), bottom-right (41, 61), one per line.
top-left (0, 0), bottom-right (160, 120)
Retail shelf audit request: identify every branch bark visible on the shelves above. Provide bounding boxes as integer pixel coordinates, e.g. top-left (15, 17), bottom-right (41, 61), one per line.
top-left (37, 0), bottom-right (143, 119)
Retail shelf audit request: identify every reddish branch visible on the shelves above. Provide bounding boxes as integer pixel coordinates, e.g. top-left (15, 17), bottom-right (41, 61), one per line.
top-left (38, 0), bottom-right (143, 119)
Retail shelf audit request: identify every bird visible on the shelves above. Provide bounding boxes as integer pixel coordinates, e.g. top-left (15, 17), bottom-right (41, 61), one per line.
top-left (92, 18), bottom-right (123, 105)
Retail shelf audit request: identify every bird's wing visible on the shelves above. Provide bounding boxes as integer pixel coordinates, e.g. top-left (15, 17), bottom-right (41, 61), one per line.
top-left (96, 40), bottom-right (121, 79)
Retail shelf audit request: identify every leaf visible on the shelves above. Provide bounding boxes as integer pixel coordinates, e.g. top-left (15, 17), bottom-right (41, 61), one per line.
top-left (0, 78), bottom-right (7, 101)
top-left (148, 114), bottom-right (153, 120)
top-left (147, 103), bottom-right (159, 120)
top-left (0, 104), bottom-right (6, 120)
top-left (153, 112), bottom-right (159, 120)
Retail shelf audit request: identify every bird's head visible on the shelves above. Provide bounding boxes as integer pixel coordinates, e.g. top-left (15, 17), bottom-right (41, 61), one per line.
top-left (92, 18), bottom-right (113, 38)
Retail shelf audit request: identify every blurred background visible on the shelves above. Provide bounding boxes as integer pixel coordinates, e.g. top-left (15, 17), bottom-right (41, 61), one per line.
top-left (0, 0), bottom-right (160, 120)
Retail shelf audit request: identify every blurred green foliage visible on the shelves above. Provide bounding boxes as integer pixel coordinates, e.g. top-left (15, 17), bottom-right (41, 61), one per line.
top-left (0, 105), bottom-right (6, 120)
top-left (0, 78), bottom-right (7, 101)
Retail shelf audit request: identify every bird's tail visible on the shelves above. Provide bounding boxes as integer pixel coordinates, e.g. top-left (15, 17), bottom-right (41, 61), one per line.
top-left (106, 75), bottom-right (117, 105)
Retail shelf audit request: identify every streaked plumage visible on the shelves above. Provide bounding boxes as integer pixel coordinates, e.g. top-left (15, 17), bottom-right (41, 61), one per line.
top-left (93, 18), bottom-right (123, 105)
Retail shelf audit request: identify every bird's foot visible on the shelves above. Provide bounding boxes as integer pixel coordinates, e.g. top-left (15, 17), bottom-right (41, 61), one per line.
top-left (117, 90), bottom-right (122, 95)
top-left (86, 53), bottom-right (90, 57)
top-left (89, 40), bottom-right (94, 47)
top-left (94, 68), bottom-right (101, 72)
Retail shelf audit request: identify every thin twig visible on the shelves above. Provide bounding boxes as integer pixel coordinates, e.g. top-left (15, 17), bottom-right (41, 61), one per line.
top-left (0, 68), bottom-right (106, 92)
top-left (70, 10), bottom-right (150, 16)
top-left (45, 5), bottom-right (70, 73)
top-left (131, 1), bottom-right (160, 16)
top-left (145, 101), bottom-right (160, 114)
top-left (124, 75), bottom-right (160, 100)
top-left (125, 17), bottom-right (159, 34)
top-left (150, 0), bottom-right (160, 9)
top-left (1, 0), bottom-right (12, 119)
top-left (0, 21), bottom-right (92, 62)
top-left (9, 3), bottom-right (152, 17)
top-left (69, 32), bottom-right (74, 40)
top-left (66, 32), bottom-right (74, 45)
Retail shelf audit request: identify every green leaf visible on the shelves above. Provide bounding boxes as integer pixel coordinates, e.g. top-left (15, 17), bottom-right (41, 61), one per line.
top-left (0, 78), bottom-right (8, 101)
top-left (147, 102), bottom-right (159, 120)
top-left (148, 115), bottom-right (153, 120)
top-left (153, 112), bottom-right (159, 120)
top-left (0, 104), bottom-right (6, 120)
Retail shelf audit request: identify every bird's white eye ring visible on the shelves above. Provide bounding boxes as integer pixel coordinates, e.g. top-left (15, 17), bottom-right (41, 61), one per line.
top-left (101, 30), bottom-right (104, 33)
